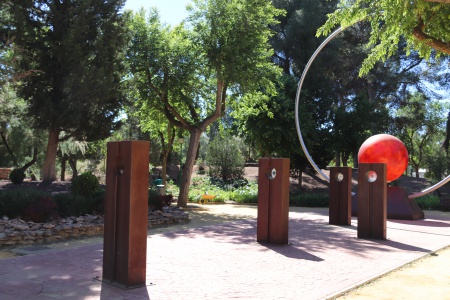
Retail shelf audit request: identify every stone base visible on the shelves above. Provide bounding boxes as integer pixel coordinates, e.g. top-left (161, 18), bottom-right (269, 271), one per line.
top-left (352, 186), bottom-right (424, 220)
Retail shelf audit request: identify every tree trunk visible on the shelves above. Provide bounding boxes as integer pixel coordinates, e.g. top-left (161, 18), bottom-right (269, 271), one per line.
top-left (0, 130), bottom-right (19, 167)
top-left (60, 155), bottom-right (67, 181)
top-left (68, 155), bottom-right (78, 178)
top-left (335, 151), bottom-right (341, 167)
top-left (415, 165), bottom-right (420, 178)
top-left (177, 129), bottom-right (202, 207)
top-left (19, 146), bottom-right (38, 174)
top-left (161, 150), bottom-right (169, 186)
top-left (41, 127), bottom-right (60, 184)
top-left (353, 152), bottom-right (359, 169)
top-left (342, 152), bottom-right (349, 167)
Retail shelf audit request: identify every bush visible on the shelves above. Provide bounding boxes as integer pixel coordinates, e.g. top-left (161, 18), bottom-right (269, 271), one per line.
top-left (290, 192), bottom-right (329, 207)
top-left (71, 171), bottom-right (100, 196)
top-left (414, 195), bottom-right (441, 211)
top-left (0, 189), bottom-right (51, 219)
top-left (206, 136), bottom-right (245, 180)
top-left (22, 196), bottom-right (57, 223)
top-left (53, 191), bottom-right (105, 217)
top-left (149, 194), bottom-right (173, 211)
top-left (9, 168), bottom-right (26, 184)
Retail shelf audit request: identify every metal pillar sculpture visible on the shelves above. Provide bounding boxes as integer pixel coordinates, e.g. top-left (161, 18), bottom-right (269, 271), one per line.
top-left (357, 163), bottom-right (387, 240)
top-left (329, 167), bottom-right (352, 225)
top-left (257, 158), bottom-right (290, 245)
top-left (102, 141), bottom-right (150, 289)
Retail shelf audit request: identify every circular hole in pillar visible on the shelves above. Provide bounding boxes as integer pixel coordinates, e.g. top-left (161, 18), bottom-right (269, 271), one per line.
top-left (366, 171), bottom-right (377, 182)
top-left (335, 172), bottom-right (344, 182)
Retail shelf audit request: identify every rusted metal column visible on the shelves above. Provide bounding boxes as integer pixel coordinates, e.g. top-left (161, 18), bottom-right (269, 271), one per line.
top-left (257, 158), bottom-right (290, 245)
top-left (102, 141), bottom-right (150, 289)
top-left (329, 167), bottom-right (352, 225)
top-left (357, 163), bottom-right (387, 240)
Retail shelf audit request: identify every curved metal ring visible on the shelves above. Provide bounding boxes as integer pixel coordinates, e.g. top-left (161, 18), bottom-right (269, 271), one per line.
top-left (294, 25), bottom-right (450, 199)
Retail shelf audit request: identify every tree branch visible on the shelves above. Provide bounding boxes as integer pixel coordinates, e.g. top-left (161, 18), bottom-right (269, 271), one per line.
top-left (413, 20), bottom-right (450, 55)
top-left (423, 0), bottom-right (450, 3)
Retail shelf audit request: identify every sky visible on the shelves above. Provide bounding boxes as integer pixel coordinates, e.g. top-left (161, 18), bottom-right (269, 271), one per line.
top-left (123, 0), bottom-right (191, 25)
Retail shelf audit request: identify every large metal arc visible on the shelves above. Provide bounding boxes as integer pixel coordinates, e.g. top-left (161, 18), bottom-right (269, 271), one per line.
top-left (294, 26), bottom-right (450, 199)
top-left (294, 27), bottom-right (343, 183)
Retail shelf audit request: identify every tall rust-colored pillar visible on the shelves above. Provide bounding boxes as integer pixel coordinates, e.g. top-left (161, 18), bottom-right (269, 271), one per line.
top-left (257, 158), bottom-right (290, 245)
top-left (102, 141), bottom-right (150, 289)
top-left (357, 163), bottom-right (387, 240)
top-left (329, 166), bottom-right (352, 225)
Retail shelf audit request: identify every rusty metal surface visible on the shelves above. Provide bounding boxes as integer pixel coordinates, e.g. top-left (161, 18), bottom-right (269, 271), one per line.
top-left (257, 158), bottom-right (290, 245)
top-left (102, 141), bottom-right (150, 288)
top-left (257, 158), bottom-right (270, 243)
top-left (357, 163), bottom-right (387, 240)
top-left (329, 167), bottom-right (352, 225)
top-left (387, 186), bottom-right (424, 220)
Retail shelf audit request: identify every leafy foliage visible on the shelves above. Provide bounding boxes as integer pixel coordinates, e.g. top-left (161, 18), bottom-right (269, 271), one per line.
top-left (317, 0), bottom-right (450, 75)
top-left (414, 195), bottom-right (441, 211)
top-left (127, 0), bottom-right (283, 207)
top-left (0, 189), bottom-right (50, 218)
top-left (290, 192), bottom-right (329, 207)
top-left (206, 136), bottom-right (245, 180)
top-left (10, 0), bottom-right (129, 182)
top-left (71, 171), bottom-right (100, 196)
top-left (8, 168), bottom-right (25, 184)
top-left (22, 196), bottom-right (57, 223)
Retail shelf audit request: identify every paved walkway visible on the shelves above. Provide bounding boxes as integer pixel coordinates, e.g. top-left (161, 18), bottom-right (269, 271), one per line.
top-left (0, 205), bottom-right (449, 299)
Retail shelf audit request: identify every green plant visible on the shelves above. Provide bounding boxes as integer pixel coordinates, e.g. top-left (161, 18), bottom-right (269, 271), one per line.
top-left (71, 171), bottom-right (100, 196)
top-left (22, 196), bottom-right (57, 223)
top-left (9, 168), bottom-right (26, 184)
top-left (414, 195), bottom-right (441, 211)
top-left (0, 189), bottom-right (51, 218)
top-left (205, 136), bottom-right (245, 180)
top-left (290, 192), bottom-right (329, 207)
top-left (53, 191), bottom-right (105, 217)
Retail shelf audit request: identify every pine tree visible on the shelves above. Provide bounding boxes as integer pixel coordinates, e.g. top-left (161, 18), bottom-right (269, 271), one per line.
top-left (11, 0), bottom-right (128, 183)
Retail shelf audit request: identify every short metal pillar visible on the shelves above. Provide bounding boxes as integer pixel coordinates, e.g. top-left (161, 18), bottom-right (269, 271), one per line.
top-left (329, 166), bottom-right (352, 225)
top-left (257, 158), bottom-right (290, 245)
top-left (102, 141), bottom-right (150, 289)
top-left (357, 163), bottom-right (387, 240)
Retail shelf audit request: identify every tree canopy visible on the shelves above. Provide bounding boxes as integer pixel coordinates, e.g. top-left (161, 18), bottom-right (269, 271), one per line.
top-left (10, 0), bottom-right (129, 182)
top-left (317, 0), bottom-right (450, 75)
top-left (127, 1), bottom-right (282, 207)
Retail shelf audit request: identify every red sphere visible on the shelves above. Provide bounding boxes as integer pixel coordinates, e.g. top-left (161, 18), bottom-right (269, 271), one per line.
top-left (358, 134), bottom-right (408, 182)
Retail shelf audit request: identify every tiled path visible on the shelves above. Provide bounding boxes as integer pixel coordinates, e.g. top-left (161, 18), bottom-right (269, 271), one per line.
top-left (0, 207), bottom-right (449, 299)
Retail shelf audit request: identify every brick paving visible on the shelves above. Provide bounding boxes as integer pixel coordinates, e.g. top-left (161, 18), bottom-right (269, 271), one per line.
top-left (0, 207), bottom-right (449, 299)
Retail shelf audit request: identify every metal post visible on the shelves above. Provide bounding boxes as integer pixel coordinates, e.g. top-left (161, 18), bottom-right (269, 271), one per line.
top-left (329, 167), bottom-right (352, 225)
top-left (257, 158), bottom-right (290, 245)
top-left (357, 163), bottom-right (387, 240)
top-left (102, 141), bottom-right (150, 289)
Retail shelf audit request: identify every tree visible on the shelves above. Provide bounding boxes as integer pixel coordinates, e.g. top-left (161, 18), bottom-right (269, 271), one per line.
top-left (205, 135), bottom-right (245, 180)
top-left (0, 84), bottom-right (43, 176)
top-left (11, 0), bottom-right (129, 183)
top-left (317, 0), bottom-right (450, 76)
top-left (393, 92), bottom-right (448, 178)
top-left (127, 1), bottom-right (282, 207)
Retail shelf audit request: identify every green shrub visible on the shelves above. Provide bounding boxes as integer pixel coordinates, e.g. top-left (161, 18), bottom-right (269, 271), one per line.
top-left (0, 189), bottom-right (51, 219)
top-left (71, 171), bottom-right (100, 196)
top-left (290, 192), bottom-right (329, 207)
top-left (22, 196), bottom-right (57, 222)
top-left (205, 136), bottom-right (245, 180)
top-left (414, 195), bottom-right (441, 210)
top-left (9, 168), bottom-right (26, 184)
top-left (53, 191), bottom-right (105, 217)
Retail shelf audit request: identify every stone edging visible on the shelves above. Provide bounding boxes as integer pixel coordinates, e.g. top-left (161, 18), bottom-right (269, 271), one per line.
top-left (0, 206), bottom-right (189, 247)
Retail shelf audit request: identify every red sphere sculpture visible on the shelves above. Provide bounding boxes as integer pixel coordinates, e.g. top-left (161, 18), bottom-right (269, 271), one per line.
top-left (358, 134), bottom-right (409, 182)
